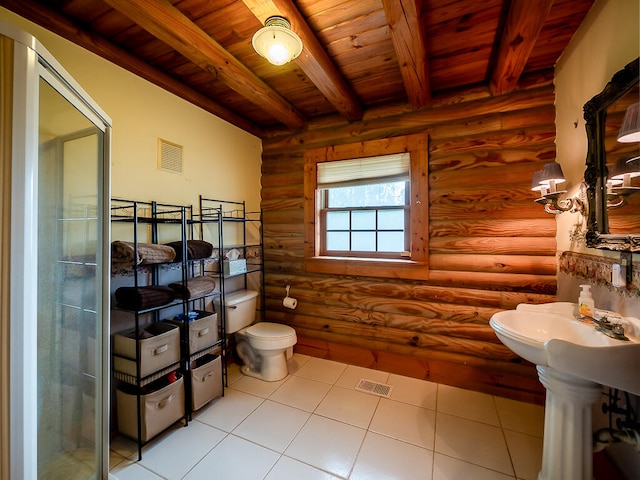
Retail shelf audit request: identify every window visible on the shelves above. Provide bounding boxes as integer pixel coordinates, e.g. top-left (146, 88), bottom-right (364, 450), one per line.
top-left (304, 133), bottom-right (429, 280)
top-left (318, 154), bottom-right (410, 258)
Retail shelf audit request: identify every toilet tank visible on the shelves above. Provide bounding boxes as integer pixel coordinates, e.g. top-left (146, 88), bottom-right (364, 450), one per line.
top-left (220, 289), bottom-right (259, 334)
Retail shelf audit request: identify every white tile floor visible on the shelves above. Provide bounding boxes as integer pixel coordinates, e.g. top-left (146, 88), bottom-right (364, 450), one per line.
top-left (110, 355), bottom-right (545, 480)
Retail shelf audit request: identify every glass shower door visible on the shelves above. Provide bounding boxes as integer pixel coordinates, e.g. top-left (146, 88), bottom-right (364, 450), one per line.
top-left (35, 66), bottom-right (108, 479)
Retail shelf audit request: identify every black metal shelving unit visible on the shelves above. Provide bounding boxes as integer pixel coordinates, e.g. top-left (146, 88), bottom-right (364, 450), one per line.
top-left (197, 196), bottom-right (265, 387)
top-left (110, 199), bottom-right (224, 460)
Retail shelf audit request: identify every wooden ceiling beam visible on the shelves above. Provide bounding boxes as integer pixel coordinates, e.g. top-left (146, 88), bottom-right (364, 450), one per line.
top-left (0, 0), bottom-right (265, 136)
top-left (102, 0), bottom-right (308, 130)
top-left (242, 0), bottom-right (364, 122)
top-left (489, 0), bottom-right (554, 96)
top-left (381, 0), bottom-right (430, 109)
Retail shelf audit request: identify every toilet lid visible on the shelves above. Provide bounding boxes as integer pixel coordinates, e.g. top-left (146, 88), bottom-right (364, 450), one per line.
top-left (245, 322), bottom-right (295, 340)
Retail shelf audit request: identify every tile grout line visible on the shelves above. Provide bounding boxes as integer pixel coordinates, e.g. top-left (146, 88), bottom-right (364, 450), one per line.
top-left (431, 383), bottom-right (440, 480)
top-left (493, 393), bottom-right (520, 479)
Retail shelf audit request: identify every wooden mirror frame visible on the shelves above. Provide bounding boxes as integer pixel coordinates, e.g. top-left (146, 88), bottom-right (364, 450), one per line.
top-left (584, 58), bottom-right (639, 252)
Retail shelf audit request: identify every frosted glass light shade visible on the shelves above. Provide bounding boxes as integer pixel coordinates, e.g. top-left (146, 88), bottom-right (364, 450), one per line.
top-left (617, 102), bottom-right (640, 143)
top-left (252, 16), bottom-right (303, 66)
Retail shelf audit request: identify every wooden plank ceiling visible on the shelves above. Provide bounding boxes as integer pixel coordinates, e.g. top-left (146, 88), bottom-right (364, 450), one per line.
top-left (0, 0), bottom-right (595, 138)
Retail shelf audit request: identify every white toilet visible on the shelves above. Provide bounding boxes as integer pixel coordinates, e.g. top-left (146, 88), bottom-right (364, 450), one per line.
top-left (221, 289), bottom-right (297, 382)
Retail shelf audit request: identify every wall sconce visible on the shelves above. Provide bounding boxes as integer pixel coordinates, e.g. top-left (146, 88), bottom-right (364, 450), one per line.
top-left (532, 162), bottom-right (586, 215)
top-left (607, 155), bottom-right (640, 208)
top-left (617, 102), bottom-right (640, 143)
top-left (252, 16), bottom-right (303, 66)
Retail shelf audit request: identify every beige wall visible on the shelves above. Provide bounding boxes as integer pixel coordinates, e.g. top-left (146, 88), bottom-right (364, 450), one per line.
top-left (555, 0), bottom-right (639, 254)
top-left (0, 8), bottom-right (263, 213)
top-left (1, 9), bottom-right (263, 475)
top-left (554, 0), bottom-right (640, 475)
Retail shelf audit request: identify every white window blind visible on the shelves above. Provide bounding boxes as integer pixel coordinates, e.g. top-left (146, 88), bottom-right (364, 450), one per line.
top-left (317, 153), bottom-right (410, 188)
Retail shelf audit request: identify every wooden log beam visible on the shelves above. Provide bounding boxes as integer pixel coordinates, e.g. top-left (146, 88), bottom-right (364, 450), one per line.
top-left (270, 311), bottom-right (517, 361)
top-left (428, 105), bottom-right (555, 141)
top-left (262, 83), bottom-right (555, 153)
top-left (285, 321), bottom-right (519, 364)
top-left (264, 285), bottom-right (502, 323)
top-left (381, 0), bottom-right (430, 108)
top-left (429, 236), bottom-right (556, 255)
top-left (429, 218), bottom-right (556, 237)
top-left (490, 0), bottom-right (554, 96)
top-left (101, 0), bottom-right (308, 130)
top-left (427, 199), bottom-right (550, 221)
top-left (429, 160), bottom-right (549, 189)
top-left (428, 146), bottom-right (557, 172)
top-left (261, 197), bottom-right (303, 212)
top-left (261, 184), bottom-right (304, 200)
top-left (263, 272), bottom-right (556, 309)
top-left (242, 0), bottom-right (364, 122)
top-left (427, 270), bottom-right (556, 294)
top-left (261, 171), bottom-right (303, 189)
top-left (0, 0), bottom-right (264, 137)
top-left (429, 254), bottom-right (556, 275)
top-left (288, 332), bottom-right (529, 376)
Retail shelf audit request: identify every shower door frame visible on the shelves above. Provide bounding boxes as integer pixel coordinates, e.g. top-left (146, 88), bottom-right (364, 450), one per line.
top-left (5, 21), bottom-right (112, 480)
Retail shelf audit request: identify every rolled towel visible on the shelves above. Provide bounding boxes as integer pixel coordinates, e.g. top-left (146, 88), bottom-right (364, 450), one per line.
top-left (187, 240), bottom-right (214, 259)
top-left (166, 240), bottom-right (213, 262)
top-left (168, 276), bottom-right (217, 299)
top-left (165, 240), bottom-right (214, 261)
top-left (115, 286), bottom-right (176, 310)
top-left (112, 240), bottom-right (176, 267)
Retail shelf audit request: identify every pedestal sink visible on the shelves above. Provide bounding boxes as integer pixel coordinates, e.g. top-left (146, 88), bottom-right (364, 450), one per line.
top-left (490, 302), bottom-right (640, 480)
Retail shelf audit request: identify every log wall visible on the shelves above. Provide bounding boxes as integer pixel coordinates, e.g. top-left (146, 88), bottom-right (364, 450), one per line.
top-left (260, 74), bottom-right (559, 404)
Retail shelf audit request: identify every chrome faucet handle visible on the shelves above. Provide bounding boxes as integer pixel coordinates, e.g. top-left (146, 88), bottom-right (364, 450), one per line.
top-left (611, 323), bottom-right (625, 336)
top-left (576, 314), bottom-right (629, 341)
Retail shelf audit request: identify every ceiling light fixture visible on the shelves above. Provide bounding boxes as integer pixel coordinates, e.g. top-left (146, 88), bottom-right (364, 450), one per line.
top-left (252, 16), bottom-right (303, 66)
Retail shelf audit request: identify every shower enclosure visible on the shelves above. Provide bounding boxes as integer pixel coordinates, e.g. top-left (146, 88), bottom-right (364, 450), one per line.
top-left (1, 21), bottom-right (111, 479)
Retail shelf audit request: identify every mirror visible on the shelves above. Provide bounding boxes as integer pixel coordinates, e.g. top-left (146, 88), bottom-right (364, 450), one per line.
top-left (584, 58), bottom-right (640, 251)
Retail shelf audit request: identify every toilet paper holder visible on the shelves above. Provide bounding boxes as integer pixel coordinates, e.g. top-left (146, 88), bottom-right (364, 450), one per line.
top-left (283, 285), bottom-right (297, 309)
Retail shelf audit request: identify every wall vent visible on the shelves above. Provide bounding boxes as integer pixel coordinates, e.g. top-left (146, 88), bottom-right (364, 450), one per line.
top-left (355, 379), bottom-right (393, 398)
top-left (158, 138), bottom-right (183, 174)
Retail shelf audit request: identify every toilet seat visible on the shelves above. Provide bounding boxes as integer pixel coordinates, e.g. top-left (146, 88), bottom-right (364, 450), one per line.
top-left (242, 322), bottom-right (297, 351)
top-left (245, 322), bottom-right (295, 339)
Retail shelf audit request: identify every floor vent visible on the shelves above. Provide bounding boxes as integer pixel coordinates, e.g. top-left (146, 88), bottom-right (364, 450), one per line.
top-left (355, 379), bottom-right (392, 398)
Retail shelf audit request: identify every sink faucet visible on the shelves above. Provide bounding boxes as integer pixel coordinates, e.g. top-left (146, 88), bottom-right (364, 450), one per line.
top-left (577, 314), bottom-right (630, 341)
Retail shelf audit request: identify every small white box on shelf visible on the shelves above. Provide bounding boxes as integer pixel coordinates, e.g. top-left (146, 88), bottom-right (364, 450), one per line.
top-left (223, 259), bottom-right (247, 276)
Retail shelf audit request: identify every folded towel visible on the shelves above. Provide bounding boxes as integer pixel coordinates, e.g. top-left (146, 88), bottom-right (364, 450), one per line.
top-left (115, 286), bottom-right (176, 310)
top-left (164, 240), bottom-right (214, 262)
top-left (168, 276), bottom-right (217, 299)
top-left (112, 240), bottom-right (176, 267)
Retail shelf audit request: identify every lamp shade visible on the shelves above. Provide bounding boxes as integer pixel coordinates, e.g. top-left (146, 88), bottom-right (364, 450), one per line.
top-left (610, 156), bottom-right (640, 180)
top-left (531, 170), bottom-right (544, 191)
top-left (617, 102), bottom-right (640, 143)
top-left (539, 162), bottom-right (566, 185)
top-left (252, 16), bottom-right (303, 66)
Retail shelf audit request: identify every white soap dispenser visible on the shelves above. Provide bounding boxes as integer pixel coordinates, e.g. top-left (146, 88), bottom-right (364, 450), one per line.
top-left (578, 284), bottom-right (595, 318)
